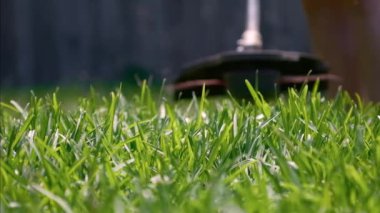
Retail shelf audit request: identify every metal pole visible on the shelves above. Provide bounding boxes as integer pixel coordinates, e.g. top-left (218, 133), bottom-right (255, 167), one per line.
top-left (237, 0), bottom-right (263, 51)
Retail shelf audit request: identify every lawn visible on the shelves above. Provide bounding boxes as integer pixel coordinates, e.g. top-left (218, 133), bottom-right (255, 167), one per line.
top-left (1, 81), bottom-right (380, 212)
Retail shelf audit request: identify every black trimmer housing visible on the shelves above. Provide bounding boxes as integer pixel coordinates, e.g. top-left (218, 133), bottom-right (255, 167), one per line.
top-left (174, 49), bottom-right (332, 99)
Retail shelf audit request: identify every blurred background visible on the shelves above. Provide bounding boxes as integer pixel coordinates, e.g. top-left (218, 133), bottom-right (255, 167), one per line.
top-left (1, 0), bottom-right (379, 100)
top-left (0, 0), bottom-right (310, 87)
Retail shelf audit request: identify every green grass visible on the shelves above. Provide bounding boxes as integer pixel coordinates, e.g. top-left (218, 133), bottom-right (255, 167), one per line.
top-left (1, 82), bottom-right (380, 212)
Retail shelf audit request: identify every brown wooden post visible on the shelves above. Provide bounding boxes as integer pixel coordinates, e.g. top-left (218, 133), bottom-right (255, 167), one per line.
top-left (302, 0), bottom-right (380, 101)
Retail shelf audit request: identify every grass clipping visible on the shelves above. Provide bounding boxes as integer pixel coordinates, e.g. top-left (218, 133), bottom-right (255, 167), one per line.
top-left (1, 83), bottom-right (380, 212)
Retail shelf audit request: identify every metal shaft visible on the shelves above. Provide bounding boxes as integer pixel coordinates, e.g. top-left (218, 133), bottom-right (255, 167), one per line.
top-left (237, 0), bottom-right (263, 51)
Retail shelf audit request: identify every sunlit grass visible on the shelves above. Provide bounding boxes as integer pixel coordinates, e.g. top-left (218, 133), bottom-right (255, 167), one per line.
top-left (1, 82), bottom-right (380, 212)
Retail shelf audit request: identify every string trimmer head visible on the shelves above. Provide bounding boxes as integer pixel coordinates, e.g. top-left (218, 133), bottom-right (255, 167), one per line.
top-left (173, 0), bottom-right (336, 100)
